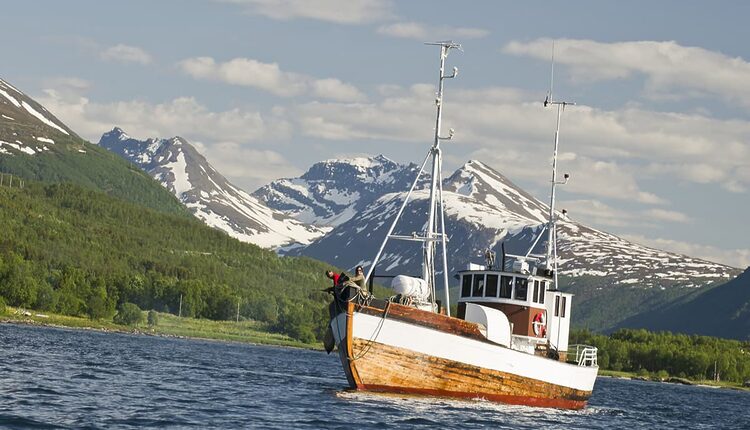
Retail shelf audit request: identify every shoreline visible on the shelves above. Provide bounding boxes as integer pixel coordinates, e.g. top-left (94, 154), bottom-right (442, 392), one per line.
top-left (597, 370), bottom-right (750, 392)
top-left (1, 308), bottom-right (322, 351)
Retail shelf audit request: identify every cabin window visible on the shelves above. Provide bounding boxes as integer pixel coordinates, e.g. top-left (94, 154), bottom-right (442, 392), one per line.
top-left (561, 296), bottom-right (567, 318)
top-left (499, 276), bottom-right (513, 298)
top-left (554, 295), bottom-right (560, 317)
top-left (461, 275), bottom-right (472, 298)
top-left (515, 278), bottom-right (528, 301)
top-left (485, 274), bottom-right (499, 297)
top-left (472, 274), bottom-right (485, 297)
top-left (532, 280), bottom-right (540, 303)
top-left (538, 282), bottom-right (546, 304)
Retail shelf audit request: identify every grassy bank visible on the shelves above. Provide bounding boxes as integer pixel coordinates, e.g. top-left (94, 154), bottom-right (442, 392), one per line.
top-left (598, 369), bottom-right (750, 391)
top-left (1, 307), bottom-right (319, 350)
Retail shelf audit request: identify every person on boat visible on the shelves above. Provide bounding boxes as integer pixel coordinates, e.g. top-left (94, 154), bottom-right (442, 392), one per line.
top-left (349, 265), bottom-right (366, 291)
top-left (325, 270), bottom-right (340, 288)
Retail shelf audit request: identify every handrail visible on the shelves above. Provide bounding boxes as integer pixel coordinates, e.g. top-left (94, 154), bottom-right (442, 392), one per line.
top-left (567, 344), bottom-right (598, 367)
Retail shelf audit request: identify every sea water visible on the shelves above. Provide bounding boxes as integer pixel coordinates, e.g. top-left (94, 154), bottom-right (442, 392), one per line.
top-left (1, 323), bottom-right (748, 429)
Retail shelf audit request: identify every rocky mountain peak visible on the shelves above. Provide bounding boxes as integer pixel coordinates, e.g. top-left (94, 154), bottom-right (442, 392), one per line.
top-left (255, 155), bottom-right (422, 228)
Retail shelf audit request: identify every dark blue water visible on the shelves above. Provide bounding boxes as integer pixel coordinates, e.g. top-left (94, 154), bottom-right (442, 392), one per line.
top-left (1, 324), bottom-right (748, 429)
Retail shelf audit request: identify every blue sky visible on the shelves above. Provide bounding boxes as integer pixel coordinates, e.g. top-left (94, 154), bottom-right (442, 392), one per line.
top-left (3, 0), bottom-right (749, 267)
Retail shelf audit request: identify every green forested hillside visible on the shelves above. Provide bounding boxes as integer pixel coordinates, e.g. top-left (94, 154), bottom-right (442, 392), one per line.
top-left (0, 133), bottom-right (186, 216)
top-left (561, 274), bottom-right (718, 332)
top-left (0, 182), bottom-right (334, 342)
top-left (613, 268), bottom-right (750, 340)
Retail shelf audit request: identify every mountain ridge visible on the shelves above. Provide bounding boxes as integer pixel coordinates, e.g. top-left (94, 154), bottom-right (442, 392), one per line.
top-left (272, 157), bottom-right (736, 282)
top-left (98, 127), bottom-right (326, 249)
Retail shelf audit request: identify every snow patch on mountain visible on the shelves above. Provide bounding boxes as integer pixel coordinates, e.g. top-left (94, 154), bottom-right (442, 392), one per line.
top-left (163, 151), bottom-right (191, 197)
top-left (20, 101), bottom-right (69, 135)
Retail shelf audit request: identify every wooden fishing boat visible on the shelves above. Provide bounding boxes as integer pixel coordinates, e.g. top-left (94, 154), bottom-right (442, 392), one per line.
top-left (326, 41), bottom-right (598, 409)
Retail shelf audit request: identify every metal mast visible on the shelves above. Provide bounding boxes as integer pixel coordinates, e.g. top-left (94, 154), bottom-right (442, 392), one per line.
top-left (425, 41), bottom-right (459, 312)
top-left (543, 44), bottom-right (573, 289)
top-left (364, 41), bottom-right (459, 315)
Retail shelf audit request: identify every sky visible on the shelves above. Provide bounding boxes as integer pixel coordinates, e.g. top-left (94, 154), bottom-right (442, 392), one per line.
top-left (3, 0), bottom-right (749, 268)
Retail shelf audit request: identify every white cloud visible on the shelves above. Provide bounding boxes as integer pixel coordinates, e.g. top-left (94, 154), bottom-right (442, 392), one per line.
top-left (559, 199), bottom-right (635, 228)
top-left (644, 162), bottom-right (747, 193)
top-left (561, 200), bottom-right (688, 228)
top-left (504, 38), bottom-right (750, 109)
top-left (44, 77), bottom-right (90, 90)
top-left (556, 198), bottom-right (692, 232)
top-left (377, 21), bottom-right (489, 41)
top-left (192, 141), bottom-right (300, 191)
top-left (643, 208), bottom-right (691, 223)
top-left (99, 44), bottom-right (152, 65)
top-left (620, 234), bottom-right (750, 268)
top-left (178, 56), bottom-right (366, 102)
top-left (311, 78), bottom-right (367, 102)
top-left (219, 0), bottom-right (394, 24)
top-left (36, 87), bottom-right (291, 144)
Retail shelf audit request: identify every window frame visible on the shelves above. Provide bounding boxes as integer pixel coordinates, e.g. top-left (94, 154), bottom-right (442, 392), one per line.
top-left (514, 277), bottom-right (528, 301)
top-left (461, 274), bottom-right (472, 298)
top-left (499, 275), bottom-right (513, 299)
top-left (485, 274), bottom-right (499, 298)
top-left (538, 281), bottom-right (546, 304)
top-left (472, 273), bottom-right (485, 297)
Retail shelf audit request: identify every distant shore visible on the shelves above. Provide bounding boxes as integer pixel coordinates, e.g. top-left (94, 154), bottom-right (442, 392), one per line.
top-left (1, 307), bottom-right (320, 350)
top-left (598, 369), bottom-right (750, 392)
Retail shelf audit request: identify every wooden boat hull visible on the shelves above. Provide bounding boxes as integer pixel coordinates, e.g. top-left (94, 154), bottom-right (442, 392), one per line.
top-left (331, 301), bottom-right (597, 410)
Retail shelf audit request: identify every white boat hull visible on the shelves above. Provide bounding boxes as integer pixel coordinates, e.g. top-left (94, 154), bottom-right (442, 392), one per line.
top-left (331, 301), bottom-right (598, 409)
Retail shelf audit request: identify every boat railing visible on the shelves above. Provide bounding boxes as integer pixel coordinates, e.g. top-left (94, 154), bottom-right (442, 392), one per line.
top-left (567, 344), bottom-right (598, 367)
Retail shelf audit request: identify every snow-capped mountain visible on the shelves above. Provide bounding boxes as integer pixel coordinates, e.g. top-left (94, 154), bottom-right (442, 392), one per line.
top-left (253, 155), bottom-right (424, 228)
top-left (0, 77), bottom-right (76, 155)
top-left (98, 128), bottom-right (326, 249)
top-left (268, 158), bottom-right (736, 289)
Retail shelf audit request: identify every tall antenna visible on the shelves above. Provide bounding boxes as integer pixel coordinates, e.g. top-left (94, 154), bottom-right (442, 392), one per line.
top-left (545, 41), bottom-right (555, 107)
top-left (543, 41), bottom-right (574, 292)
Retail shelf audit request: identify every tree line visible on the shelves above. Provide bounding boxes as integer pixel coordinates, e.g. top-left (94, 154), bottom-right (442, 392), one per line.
top-left (572, 328), bottom-right (750, 383)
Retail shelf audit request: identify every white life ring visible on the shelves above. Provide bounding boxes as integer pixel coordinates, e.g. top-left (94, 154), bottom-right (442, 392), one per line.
top-left (532, 311), bottom-right (547, 337)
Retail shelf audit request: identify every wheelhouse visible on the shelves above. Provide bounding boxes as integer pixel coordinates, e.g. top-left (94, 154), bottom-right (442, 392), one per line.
top-left (456, 263), bottom-right (573, 354)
